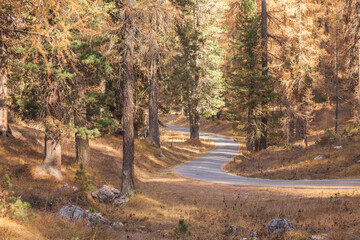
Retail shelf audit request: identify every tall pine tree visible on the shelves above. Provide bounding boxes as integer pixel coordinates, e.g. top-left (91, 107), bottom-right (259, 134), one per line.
top-left (227, 0), bottom-right (274, 151)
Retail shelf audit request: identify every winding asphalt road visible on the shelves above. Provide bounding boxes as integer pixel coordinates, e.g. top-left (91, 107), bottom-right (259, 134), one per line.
top-left (168, 124), bottom-right (360, 188)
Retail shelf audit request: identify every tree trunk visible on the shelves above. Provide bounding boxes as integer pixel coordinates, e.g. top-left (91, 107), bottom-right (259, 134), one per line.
top-left (334, 27), bottom-right (339, 133)
top-left (121, 0), bottom-right (135, 195)
top-left (260, 0), bottom-right (268, 150)
top-left (148, 55), bottom-right (160, 147)
top-left (190, 1), bottom-right (200, 140)
top-left (356, 38), bottom-right (360, 124)
top-left (74, 77), bottom-right (90, 166)
top-left (37, 87), bottom-right (63, 179)
top-left (0, 41), bottom-right (9, 138)
top-left (38, 128), bottom-right (62, 178)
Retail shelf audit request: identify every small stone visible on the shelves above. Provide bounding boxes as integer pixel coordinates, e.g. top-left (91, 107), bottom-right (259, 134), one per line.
top-left (250, 231), bottom-right (257, 239)
top-left (291, 145), bottom-right (303, 151)
top-left (229, 225), bottom-right (238, 232)
top-left (357, 160), bottom-right (360, 163)
top-left (72, 186), bottom-right (79, 191)
top-left (113, 196), bottom-right (129, 206)
top-left (85, 210), bottom-right (110, 225)
top-left (112, 222), bottom-right (124, 228)
top-left (92, 185), bottom-right (121, 203)
top-left (307, 234), bottom-right (330, 240)
top-left (314, 155), bottom-right (323, 160)
top-left (57, 203), bottom-right (84, 221)
top-left (334, 146), bottom-right (343, 150)
top-left (268, 218), bottom-right (295, 234)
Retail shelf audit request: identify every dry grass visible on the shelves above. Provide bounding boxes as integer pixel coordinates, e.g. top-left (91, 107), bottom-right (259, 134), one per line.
top-left (223, 103), bottom-right (360, 180)
top-left (0, 114), bottom-right (360, 239)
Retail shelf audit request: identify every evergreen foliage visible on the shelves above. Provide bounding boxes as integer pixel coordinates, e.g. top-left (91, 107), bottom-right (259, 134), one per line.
top-left (226, 0), bottom-right (274, 151)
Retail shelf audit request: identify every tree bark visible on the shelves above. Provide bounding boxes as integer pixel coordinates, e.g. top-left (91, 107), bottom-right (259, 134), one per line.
top-left (74, 77), bottom-right (90, 166)
top-left (148, 55), bottom-right (160, 147)
top-left (37, 87), bottom-right (63, 179)
top-left (121, 0), bottom-right (135, 195)
top-left (190, 0), bottom-right (200, 140)
top-left (334, 26), bottom-right (339, 133)
top-left (0, 41), bottom-right (9, 138)
top-left (260, 0), bottom-right (268, 150)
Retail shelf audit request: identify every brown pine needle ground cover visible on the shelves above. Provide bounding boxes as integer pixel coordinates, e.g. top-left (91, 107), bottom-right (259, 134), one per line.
top-left (0, 117), bottom-right (360, 239)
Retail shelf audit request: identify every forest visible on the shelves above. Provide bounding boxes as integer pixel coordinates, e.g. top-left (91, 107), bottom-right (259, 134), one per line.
top-left (1, 0), bottom-right (360, 239)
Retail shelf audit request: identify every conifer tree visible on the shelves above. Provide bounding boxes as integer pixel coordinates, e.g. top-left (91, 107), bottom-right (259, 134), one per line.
top-left (172, 0), bottom-right (225, 139)
top-left (227, 0), bottom-right (273, 151)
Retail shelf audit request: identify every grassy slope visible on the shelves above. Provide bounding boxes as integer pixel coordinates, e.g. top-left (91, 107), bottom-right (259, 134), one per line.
top-left (222, 103), bottom-right (360, 180)
top-left (0, 110), bottom-right (360, 239)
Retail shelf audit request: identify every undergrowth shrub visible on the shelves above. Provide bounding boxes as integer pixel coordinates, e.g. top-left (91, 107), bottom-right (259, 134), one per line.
top-left (10, 198), bottom-right (36, 221)
top-left (2, 174), bottom-right (12, 189)
top-left (316, 129), bottom-right (336, 146)
top-left (174, 219), bottom-right (191, 240)
top-left (75, 164), bottom-right (96, 191)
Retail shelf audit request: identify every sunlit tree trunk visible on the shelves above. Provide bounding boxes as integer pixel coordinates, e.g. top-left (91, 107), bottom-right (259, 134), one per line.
top-left (355, 38), bottom-right (360, 124)
top-left (74, 77), bottom-right (90, 165)
top-left (0, 41), bottom-right (9, 138)
top-left (334, 24), bottom-right (339, 133)
top-left (148, 16), bottom-right (160, 147)
top-left (148, 55), bottom-right (160, 147)
top-left (121, 0), bottom-right (135, 195)
top-left (37, 87), bottom-right (63, 179)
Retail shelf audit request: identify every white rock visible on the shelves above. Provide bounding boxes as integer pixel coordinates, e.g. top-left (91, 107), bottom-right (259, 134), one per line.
top-left (314, 155), bottom-right (323, 160)
top-left (308, 234), bottom-right (329, 240)
top-left (85, 210), bottom-right (110, 225)
top-left (268, 218), bottom-right (295, 234)
top-left (57, 204), bottom-right (84, 221)
top-left (92, 185), bottom-right (121, 203)
top-left (113, 196), bottom-right (129, 206)
top-left (357, 160), bottom-right (360, 163)
top-left (334, 146), bottom-right (343, 150)
top-left (112, 222), bottom-right (124, 228)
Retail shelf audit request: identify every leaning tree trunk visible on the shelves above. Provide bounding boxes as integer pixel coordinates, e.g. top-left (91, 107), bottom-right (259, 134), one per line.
top-left (0, 41), bottom-right (10, 138)
top-left (121, 0), bottom-right (135, 195)
top-left (260, 0), bottom-right (268, 150)
top-left (148, 54), bottom-right (160, 147)
top-left (37, 87), bottom-right (63, 179)
top-left (74, 77), bottom-right (90, 165)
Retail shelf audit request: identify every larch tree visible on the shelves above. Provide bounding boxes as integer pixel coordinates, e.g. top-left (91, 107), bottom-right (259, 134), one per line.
top-left (136, 0), bottom-right (177, 148)
top-left (121, 0), bottom-right (136, 195)
top-left (276, 0), bottom-right (323, 147)
top-left (345, 0), bottom-right (360, 124)
top-left (7, 0), bottom-right (109, 178)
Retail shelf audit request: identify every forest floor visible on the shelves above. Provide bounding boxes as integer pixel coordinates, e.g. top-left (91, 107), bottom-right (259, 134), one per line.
top-left (0, 107), bottom-right (359, 239)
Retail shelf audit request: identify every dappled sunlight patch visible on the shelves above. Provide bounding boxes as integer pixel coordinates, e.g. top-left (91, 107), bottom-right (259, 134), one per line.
top-left (0, 217), bottom-right (45, 240)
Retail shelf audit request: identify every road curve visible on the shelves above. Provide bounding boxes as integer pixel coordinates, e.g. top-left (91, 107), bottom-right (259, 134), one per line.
top-left (168, 124), bottom-right (360, 188)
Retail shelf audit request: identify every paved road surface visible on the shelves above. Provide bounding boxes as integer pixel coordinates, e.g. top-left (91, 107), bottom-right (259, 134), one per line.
top-left (168, 125), bottom-right (360, 188)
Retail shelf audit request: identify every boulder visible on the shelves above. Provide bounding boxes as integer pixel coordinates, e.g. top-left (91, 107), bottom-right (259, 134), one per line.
top-left (113, 196), bottom-right (129, 206)
top-left (314, 155), bottom-right (323, 160)
top-left (92, 185), bottom-right (129, 206)
top-left (91, 185), bottom-right (121, 203)
top-left (334, 146), bottom-right (343, 150)
top-left (268, 218), bottom-right (295, 234)
top-left (85, 210), bottom-right (110, 225)
top-left (57, 203), bottom-right (84, 221)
